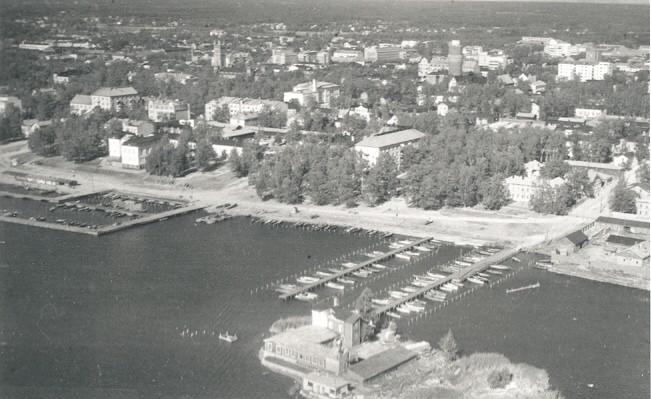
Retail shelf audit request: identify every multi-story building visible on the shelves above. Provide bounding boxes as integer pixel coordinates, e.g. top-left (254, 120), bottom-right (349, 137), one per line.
top-left (205, 97), bottom-right (288, 121)
top-left (354, 128), bottom-right (426, 167)
top-left (331, 49), bottom-right (363, 64)
top-left (557, 59), bottom-right (613, 82)
top-left (147, 98), bottom-right (191, 122)
top-left (90, 87), bottom-right (139, 112)
top-left (120, 135), bottom-right (160, 169)
top-left (364, 45), bottom-right (405, 63)
top-left (283, 80), bottom-right (340, 108)
top-left (269, 47), bottom-right (298, 65)
top-left (520, 37), bottom-right (555, 46)
top-left (418, 56), bottom-right (448, 77)
top-left (504, 160), bottom-right (566, 203)
top-left (448, 40), bottom-right (463, 76)
top-left (69, 94), bottom-right (93, 115)
top-left (544, 39), bottom-right (584, 58)
top-left (574, 108), bottom-right (606, 119)
top-left (211, 41), bottom-right (224, 68)
top-left (0, 96), bottom-right (22, 116)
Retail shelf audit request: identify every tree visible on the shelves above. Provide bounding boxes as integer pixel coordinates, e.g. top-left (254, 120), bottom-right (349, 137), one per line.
top-left (637, 161), bottom-right (650, 187)
top-left (565, 169), bottom-right (594, 199)
top-left (228, 148), bottom-right (246, 177)
top-left (438, 329), bottom-right (458, 359)
top-left (610, 179), bottom-right (637, 213)
top-left (0, 104), bottom-right (23, 142)
top-left (529, 183), bottom-right (573, 215)
top-left (55, 117), bottom-right (107, 162)
top-left (480, 174), bottom-right (510, 210)
top-left (145, 141), bottom-right (176, 176)
top-left (362, 153), bottom-right (398, 206)
top-left (540, 159), bottom-right (570, 179)
top-left (354, 287), bottom-right (375, 341)
top-left (28, 125), bottom-right (58, 156)
top-left (212, 104), bottom-right (230, 123)
top-left (194, 138), bottom-right (216, 170)
top-left (487, 368), bottom-right (514, 389)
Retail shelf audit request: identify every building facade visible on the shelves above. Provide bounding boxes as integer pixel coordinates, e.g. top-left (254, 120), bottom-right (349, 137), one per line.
top-left (354, 128), bottom-right (426, 167)
top-left (283, 80), bottom-right (340, 108)
top-left (147, 98), bottom-right (191, 122)
top-left (90, 87), bottom-right (139, 112)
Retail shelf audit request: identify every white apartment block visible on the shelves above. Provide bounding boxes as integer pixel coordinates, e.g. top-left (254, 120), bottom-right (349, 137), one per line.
top-left (205, 97), bottom-right (288, 121)
top-left (90, 87), bottom-right (139, 112)
top-left (69, 94), bottom-right (93, 115)
top-left (544, 40), bottom-right (584, 58)
top-left (147, 98), bottom-right (191, 122)
top-left (283, 80), bottom-right (340, 108)
top-left (557, 61), bottom-right (613, 82)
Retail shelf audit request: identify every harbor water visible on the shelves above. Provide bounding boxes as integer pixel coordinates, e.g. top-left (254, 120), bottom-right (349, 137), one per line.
top-left (1, 210), bottom-right (649, 398)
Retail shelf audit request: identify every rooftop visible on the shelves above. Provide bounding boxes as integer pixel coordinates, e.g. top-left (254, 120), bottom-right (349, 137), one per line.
top-left (596, 216), bottom-right (650, 229)
top-left (564, 230), bottom-right (589, 246)
top-left (345, 346), bottom-right (416, 383)
top-left (92, 87), bottom-right (138, 97)
top-left (123, 135), bottom-right (160, 147)
top-left (71, 94), bottom-right (92, 105)
top-left (355, 128), bottom-right (426, 149)
top-left (566, 160), bottom-right (624, 171)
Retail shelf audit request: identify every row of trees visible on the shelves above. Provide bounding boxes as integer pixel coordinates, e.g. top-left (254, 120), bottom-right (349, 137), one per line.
top-left (28, 112), bottom-right (112, 162)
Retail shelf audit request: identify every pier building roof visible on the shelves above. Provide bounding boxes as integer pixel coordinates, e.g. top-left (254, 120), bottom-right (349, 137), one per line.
top-left (596, 216), bottom-right (650, 229)
top-left (345, 346), bottom-right (416, 383)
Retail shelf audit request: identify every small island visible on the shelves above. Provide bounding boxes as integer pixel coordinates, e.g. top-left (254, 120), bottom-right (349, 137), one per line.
top-left (261, 291), bottom-right (563, 399)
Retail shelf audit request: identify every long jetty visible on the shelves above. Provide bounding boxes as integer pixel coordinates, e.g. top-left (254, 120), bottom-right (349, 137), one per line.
top-left (370, 247), bottom-right (521, 317)
top-left (278, 237), bottom-right (434, 300)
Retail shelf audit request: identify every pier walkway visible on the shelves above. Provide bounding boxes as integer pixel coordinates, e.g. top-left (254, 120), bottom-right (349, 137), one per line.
top-left (370, 247), bottom-right (520, 317)
top-left (279, 237), bottom-right (434, 300)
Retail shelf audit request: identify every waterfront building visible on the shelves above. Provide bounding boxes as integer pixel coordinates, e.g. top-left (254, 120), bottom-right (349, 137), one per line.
top-left (120, 135), bottom-right (160, 169)
top-left (354, 128), bottom-right (426, 167)
top-left (69, 94), bottom-right (93, 115)
top-left (613, 241), bottom-right (650, 268)
top-left (283, 80), bottom-right (340, 108)
top-left (552, 230), bottom-right (589, 261)
top-left (504, 160), bottom-right (566, 203)
top-left (147, 98), bottom-right (191, 122)
top-left (302, 372), bottom-right (350, 399)
top-left (0, 96), bottom-right (22, 116)
top-left (595, 215), bottom-right (650, 236)
top-left (90, 87), bottom-right (139, 112)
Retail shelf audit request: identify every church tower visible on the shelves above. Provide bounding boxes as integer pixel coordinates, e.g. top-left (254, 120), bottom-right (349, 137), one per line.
top-left (211, 41), bottom-right (223, 69)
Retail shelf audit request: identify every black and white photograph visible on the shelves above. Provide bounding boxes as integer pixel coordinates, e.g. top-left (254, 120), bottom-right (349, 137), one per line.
top-left (0, 0), bottom-right (649, 398)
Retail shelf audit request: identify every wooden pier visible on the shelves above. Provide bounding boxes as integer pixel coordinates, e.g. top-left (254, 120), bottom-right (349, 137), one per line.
top-left (278, 237), bottom-right (434, 300)
top-left (370, 247), bottom-right (521, 317)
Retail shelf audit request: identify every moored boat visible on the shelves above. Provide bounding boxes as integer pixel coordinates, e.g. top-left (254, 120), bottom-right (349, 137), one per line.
top-left (296, 292), bottom-right (318, 301)
top-left (297, 276), bottom-right (319, 284)
top-left (491, 264), bottom-right (510, 270)
top-left (396, 253), bottom-right (411, 260)
top-left (325, 282), bottom-right (345, 290)
top-left (219, 331), bottom-right (238, 343)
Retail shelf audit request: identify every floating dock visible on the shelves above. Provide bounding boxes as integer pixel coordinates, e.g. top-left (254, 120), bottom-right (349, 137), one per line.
top-left (370, 247), bottom-right (521, 318)
top-left (278, 237), bottom-right (434, 300)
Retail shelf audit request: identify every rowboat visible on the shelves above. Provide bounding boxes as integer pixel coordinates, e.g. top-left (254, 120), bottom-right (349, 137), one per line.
top-left (297, 276), bottom-right (319, 284)
top-left (396, 253), bottom-right (411, 260)
top-left (219, 331), bottom-right (238, 343)
top-left (338, 278), bottom-right (355, 285)
top-left (372, 298), bottom-right (390, 305)
top-left (491, 264), bottom-right (510, 270)
top-left (315, 271), bottom-right (333, 277)
top-left (325, 282), bottom-right (345, 290)
top-left (296, 292), bottom-right (318, 301)
top-left (402, 286), bottom-right (418, 293)
top-left (389, 291), bottom-right (408, 299)
top-left (467, 277), bottom-right (485, 285)
top-left (387, 311), bottom-right (401, 319)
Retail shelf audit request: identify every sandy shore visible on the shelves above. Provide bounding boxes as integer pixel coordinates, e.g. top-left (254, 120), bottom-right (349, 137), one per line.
top-left (0, 144), bottom-right (593, 248)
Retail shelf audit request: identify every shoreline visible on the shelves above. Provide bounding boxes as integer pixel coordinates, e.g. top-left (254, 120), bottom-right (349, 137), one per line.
top-left (547, 265), bottom-right (650, 292)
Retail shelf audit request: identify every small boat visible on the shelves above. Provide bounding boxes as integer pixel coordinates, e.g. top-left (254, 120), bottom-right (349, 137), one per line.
top-left (402, 286), bottom-right (418, 293)
top-left (388, 242), bottom-right (402, 249)
top-left (404, 251), bottom-right (419, 257)
top-left (488, 270), bottom-right (504, 275)
top-left (329, 268), bottom-right (344, 273)
top-left (412, 280), bottom-right (431, 287)
top-left (427, 272), bottom-right (447, 279)
top-left (415, 245), bottom-right (431, 252)
top-left (219, 331), bottom-right (238, 343)
top-left (412, 299), bottom-right (427, 306)
top-left (372, 251), bottom-right (385, 256)
top-left (371, 263), bottom-right (387, 270)
top-left (297, 276), bottom-right (319, 284)
top-left (387, 311), bottom-right (401, 319)
top-left (454, 260), bottom-right (471, 266)
top-left (372, 298), bottom-right (390, 305)
top-left (512, 257), bottom-right (521, 262)
top-left (364, 253), bottom-right (377, 258)
top-left (396, 305), bottom-right (412, 314)
top-left (315, 271), bottom-right (333, 277)
top-left (351, 270), bottom-right (369, 278)
top-left (296, 292), bottom-right (318, 301)
top-left (405, 302), bottom-right (425, 312)
top-left (338, 278), bottom-right (355, 285)
top-left (442, 283), bottom-right (459, 291)
top-left (477, 250), bottom-right (493, 256)
top-left (491, 264), bottom-right (510, 270)
top-left (325, 282), bottom-right (345, 290)
top-left (389, 291), bottom-right (408, 299)
top-left (342, 262), bottom-right (358, 268)
top-left (506, 282), bottom-right (540, 294)
top-left (399, 240), bottom-right (414, 245)
top-left (467, 277), bottom-right (485, 285)
top-left (477, 272), bottom-right (491, 278)
top-left (396, 253), bottom-right (411, 260)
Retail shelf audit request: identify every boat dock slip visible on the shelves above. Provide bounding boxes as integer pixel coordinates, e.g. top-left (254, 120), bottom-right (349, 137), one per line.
top-left (278, 237), bottom-right (434, 300)
top-left (95, 204), bottom-right (205, 235)
top-left (370, 247), bottom-right (520, 318)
